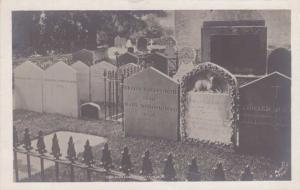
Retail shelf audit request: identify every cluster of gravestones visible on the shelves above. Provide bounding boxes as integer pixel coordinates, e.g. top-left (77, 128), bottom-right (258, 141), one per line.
top-left (15, 128), bottom-right (290, 181)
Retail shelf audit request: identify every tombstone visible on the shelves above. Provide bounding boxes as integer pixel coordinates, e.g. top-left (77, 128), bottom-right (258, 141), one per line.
top-left (90, 61), bottom-right (117, 103)
top-left (126, 39), bottom-right (133, 48)
top-left (72, 49), bottom-right (95, 66)
top-left (137, 37), bottom-right (148, 52)
top-left (178, 47), bottom-right (196, 65)
top-left (267, 48), bottom-right (291, 77)
top-left (71, 61), bottom-right (90, 102)
top-left (145, 52), bottom-right (169, 75)
top-left (164, 46), bottom-right (176, 59)
top-left (239, 72), bottom-right (291, 158)
top-left (164, 36), bottom-right (177, 48)
top-left (43, 61), bottom-right (79, 117)
top-left (118, 52), bottom-right (139, 67)
top-left (13, 61), bottom-right (44, 112)
top-left (180, 62), bottom-right (238, 144)
top-left (80, 102), bottom-right (101, 120)
top-left (123, 67), bottom-right (179, 140)
top-left (201, 20), bottom-right (267, 75)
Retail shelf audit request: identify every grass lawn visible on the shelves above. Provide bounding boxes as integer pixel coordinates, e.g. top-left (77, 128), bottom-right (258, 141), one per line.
top-left (13, 110), bottom-right (282, 182)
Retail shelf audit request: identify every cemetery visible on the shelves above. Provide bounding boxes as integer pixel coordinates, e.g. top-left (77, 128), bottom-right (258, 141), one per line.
top-left (12, 10), bottom-right (291, 182)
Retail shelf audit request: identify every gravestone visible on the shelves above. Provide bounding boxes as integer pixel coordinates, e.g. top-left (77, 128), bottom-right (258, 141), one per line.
top-left (164, 46), bottom-right (176, 59)
top-left (71, 61), bottom-right (90, 102)
top-left (72, 49), bottom-right (95, 66)
top-left (180, 62), bottom-right (238, 144)
top-left (118, 52), bottom-right (139, 66)
top-left (14, 61), bottom-right (44, 112)
top-left (201, 20), bottom-right (267, 75)
top-left (145, 52), bottom-right (169, 75)
top-left (123, 67), bottom-right (179, 140)
top-left (267, 48), bottom-right (291, 77)
top-left (90, 61), bottom-right (117, 102)
top-left (164, 36), bottom-right (177, 48)
top-left (80, 102), bottom-right (101, 120)
top-left (137, 37), bottom-right (148, 52)
top-left (239, 72), bottom-right (291, 157)
top-left (43, 61), bottom-right (79, 117)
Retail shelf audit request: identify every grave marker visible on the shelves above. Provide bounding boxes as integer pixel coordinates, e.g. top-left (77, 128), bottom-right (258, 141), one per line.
top-left (80, 102), bottom-right (101, 120)
top-left (118, 52), bottom-right (139, 66)
top-left (43, 61), bottom-right (79, 117)
top-left (71, 61), bottom-right (90, 102)
top-left (145, 52), bottom-right (169, 75)
top-left (137, 37), bottom-right (148, 52)
top-left (180, 62), bottom-right (238, 144)
top-left (267, 48), bottom-right (291, 77)
top-left (123, 67), bottom-right (179, 140)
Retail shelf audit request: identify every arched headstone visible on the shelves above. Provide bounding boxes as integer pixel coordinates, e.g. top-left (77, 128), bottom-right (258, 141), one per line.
top-left (43, 61), bottom-right (79, 117)
top-left (80, 102), bottom-right (101, 120)
top-left (71, 61), bottom-right (90, 102)
top-left (14, 61), bottom-right (44, 112)
top-left (180, 62), bottom-right (238, 144)
top-left (137, 37), bottom-right (148, 52)
top-left (267, 48), bottom-right (291, 77)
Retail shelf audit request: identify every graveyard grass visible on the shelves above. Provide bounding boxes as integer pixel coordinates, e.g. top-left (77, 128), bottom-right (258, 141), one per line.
top-left (14, 110), bottom-right (280, 181)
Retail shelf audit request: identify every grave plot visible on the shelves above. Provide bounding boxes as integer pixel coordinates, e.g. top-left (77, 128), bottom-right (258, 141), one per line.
top-left (123, 67), bottom-right (179, 140)
top-left (43, 61), bottom-right (79, 117)
top-left (14, 61), bottom-right (44, 112)
top-left (267, 48), bottom-right (291, 77)
top-left (71, 61), bottom-right (91, 102)
top-left (238, 72), bottom-right (291, 158)
top-left (90, 61), bottom-right (117, 103)
top-left (180, 62), bottom-right (238, 144)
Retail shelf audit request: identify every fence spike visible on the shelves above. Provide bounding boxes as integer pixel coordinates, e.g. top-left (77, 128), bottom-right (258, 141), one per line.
top-left (100, 143), bottom-right (113, 171)
top-left (140, 150), bottom-right (153, 177)
top-left (67, 136), bottom-right (77, 162)
top-left (23, 128), bottom-right (33, 151)
top-left (240, 165), bottom-right (253, 181)
top-left (120, 146), bottom-right (132, 176)
top-left (186, 157), bottom-right (201, 181)
top-left (162, 153), bottom-right (176, 181)
top-left (213, 162), bottom-right (226, 181)
top-left (36, 131), bottom-right (47, 155)
top-left (51, 133), bottom-right (61, 159)
top-left (83, 140), bottom-right (94, 167)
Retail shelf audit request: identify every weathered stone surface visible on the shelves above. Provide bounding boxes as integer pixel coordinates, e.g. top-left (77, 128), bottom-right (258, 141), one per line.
top-left (43, 61), bottom-right (79, 117)
top-left (14, 61), bottom-right (44, 112)
top-left (123, 67), bottom-right (179, 140)
top-left (71, 61), bottom-right (90, 102)
top-left (239, 72), bottom-right (291, 157)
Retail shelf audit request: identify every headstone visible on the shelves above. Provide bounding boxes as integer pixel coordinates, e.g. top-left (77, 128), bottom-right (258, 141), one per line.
top-left (80, 102), bottom-right (101, 120)
top-left (14, 61), bottom-right (44, 112)
top-left (267, 48), bottom-right (291, 77)
top-left (164, 46), bottom-right (176, 59)
top-left (123, 67), bottom-right (179, 140)
top-left (72, 49), bottom-right (95, 66)
top-left (165, 36), bottom-right (177, 48)
top-left (126, 39), bottom-right (133, 48)
top-left (145, 52), bottom-right (169, 75)
top-left (201, 20), bottom-right (267, 75)
top-left (118, 52), bottom-right (139, 67)
top-left (71, 61), bottom-right (90, 102)
top-left (239, 72), bottom-right (291, 157)
top-left (178, 47), bottom-right (196, 65)
top-left (43, 61), bottom-right (79, 117)
top-left (180, 62), bottom-right (238, 144)
top-left (137, 37), bottom-right (148, 52)
top-left (90, 61), bottom-right (117, 102)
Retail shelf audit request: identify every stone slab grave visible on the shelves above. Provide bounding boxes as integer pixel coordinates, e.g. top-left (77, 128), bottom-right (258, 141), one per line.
top-left (14, 61), bottom-right (44, 112)
top-left (43, 61), bottom-right (79, 117)
top-left (90, 61), bottom-right (117, 103)
top-left (72, 49), bottom-right (95, 66)
top-left (144, 52), bottom-right (169, 75)
top-left (71, 61), bottom-right (91, 102)
top-left (118, 52), bottom-right (139, 66)
top-left (136, 37), bottom-right (148, 52)
top-left (173, 47), bottom-right (196, 82)
top-left (180, 62), bottom-right (238, 144)
top-left (201, 20), bottom-right (267, 75)
top-left (123, 67), bottom-right (179, 140)
top-left (267, 48), bottom-right (291, 77)
top-left (238, 72), bottom-right (291, 157)
top-left (80, 102), bottom-right (101, 120)
top-left (16, 131), bottom-right (107, 180)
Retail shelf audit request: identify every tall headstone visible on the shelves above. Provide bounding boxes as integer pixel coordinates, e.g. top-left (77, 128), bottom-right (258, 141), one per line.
top-left (118, 52), bottom-right (139, 67)
top-left (123, 67), bottom-right (179, 140)
top-left (43, 61), bottom-right (79, 117)
top-left (180, 62), bottom-right (238, 144)
top-left (201, 20), bottom-right (267, 75)
top-left (267, 48), bottom-right (291, 77)
top-left (239, 72), bottom-right (291, 157)
top-left (72, 49), bottom-right (95, 66)
top-left (137, 37), bottom-right (148, 52)
top-left (14, 61), bottom-right (44, 112)
top-left (145, 52), bottom-right (169, 75)
top-left (90, 61), bottom-right (117, 102)
top-left (71, 61), bottom-right (90, 102)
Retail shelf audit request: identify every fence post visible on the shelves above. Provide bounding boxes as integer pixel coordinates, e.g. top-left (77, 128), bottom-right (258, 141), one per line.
top-left (23, 128), bottom-right (33, 179)
top-left (112, 70), bottom-right (115, 119)
top-left (13, 127), bottom-right (19, 182)
top-left (108, 71), bottom-right (111, 119)
top-left (67, 136), bottom-right (77, 182)
top-left (51, 133), bottom-right (62, 181)
top-left (121, 74), bottom-right (125, 131)
top-left (36, 131), bottom-right (47, 181)
top-left (115, 71), bottom-right (119, 118)
top-left (104, 70), bottom-right (107, 120)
